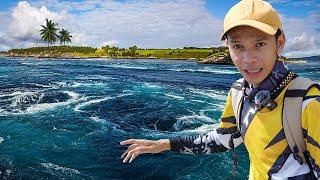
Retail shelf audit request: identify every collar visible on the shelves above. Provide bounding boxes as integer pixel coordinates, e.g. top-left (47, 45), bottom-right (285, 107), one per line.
top-left (244, 61), bottom-right (290, 102)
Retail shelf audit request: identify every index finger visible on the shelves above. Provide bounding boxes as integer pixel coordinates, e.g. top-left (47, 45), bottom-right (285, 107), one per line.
top-left (120, 139), bottom-right (138, 145)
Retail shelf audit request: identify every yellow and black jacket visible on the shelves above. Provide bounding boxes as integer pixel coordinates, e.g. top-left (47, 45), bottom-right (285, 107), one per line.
top-left (170, 78), bottom-right (320, 179)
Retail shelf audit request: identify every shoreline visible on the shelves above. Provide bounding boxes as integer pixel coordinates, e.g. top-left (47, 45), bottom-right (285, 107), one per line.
top-left (2, 46), bottom-right (310, 64)
top-left (0, 54), bottom-right (308, 64)
top-left (0, 54), bottom-right (201, 61)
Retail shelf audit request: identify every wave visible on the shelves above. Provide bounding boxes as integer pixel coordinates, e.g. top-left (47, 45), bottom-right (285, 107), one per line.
top-left (54, 81), bottom-right (107, 88)
top-left (190, 99), bottom-right (206, 103)
top-left (40, 163), bottom-right (80, 175)
top-left (164, 93), bottom-right (185, 100)
top-left (74, 93), bottom-right (133, 112)
top-left (24, 91), bottom-right (79, 114)
top-left (188, 88), bottom-right (227, 101)
top-left (141, 82), bottom-right (163, 89)
top-left (105, 64), bottom-right (148, 70)
top-left (173, 112), bottom-right (215, 131)
top-left (90, 116), bottom-right (106, 123)
top-left (76, 75), bottom-right (116, 81)
top-left (27, 83), bottom-right (53, 88)
top-left (0, 91), bottom-right (81, 116)
top-left (0, 137), bottom-right (4, 144)
top-left (175, 124), bottom-right (219, 135)
top-left (139, 123), bottom-right (219, 138)
top-left (74, 96), bottom-right (113, 112)
top-left (169, 67), bottom-right (237, 74)
top-left (89, 116), bottom-right (121, 130)
top-left (53, 126), bottom-right (68, 132)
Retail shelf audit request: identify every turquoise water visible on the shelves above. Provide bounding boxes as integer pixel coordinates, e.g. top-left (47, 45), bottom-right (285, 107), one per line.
top-left (0, 57), bottom-right (319, 179)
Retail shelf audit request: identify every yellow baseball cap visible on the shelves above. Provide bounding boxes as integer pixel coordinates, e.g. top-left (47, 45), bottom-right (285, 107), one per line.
top-left (221, 0), bottom-right (282, 40)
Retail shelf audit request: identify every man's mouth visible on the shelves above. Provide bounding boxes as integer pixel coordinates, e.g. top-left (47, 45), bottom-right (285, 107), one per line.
top-left (245, 68), bottom-right (263, 74)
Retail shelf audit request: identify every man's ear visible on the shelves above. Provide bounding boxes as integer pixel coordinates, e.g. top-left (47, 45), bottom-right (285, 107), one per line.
top-left (276, 32), bottom-right (286, 56)
top-left (224, 39), bottom-right (228, 47)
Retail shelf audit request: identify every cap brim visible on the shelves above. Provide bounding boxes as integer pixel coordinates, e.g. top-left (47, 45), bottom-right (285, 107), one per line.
top-left (220, 19), bottom-right (279, 41)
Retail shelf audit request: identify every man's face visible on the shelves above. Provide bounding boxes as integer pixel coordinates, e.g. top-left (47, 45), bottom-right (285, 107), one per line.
top-left (226, 26), bottom-right (284, 86)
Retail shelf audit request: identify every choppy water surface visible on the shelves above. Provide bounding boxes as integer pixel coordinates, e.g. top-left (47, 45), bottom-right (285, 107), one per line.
top-left (0, 57), bottom-right (319, 179)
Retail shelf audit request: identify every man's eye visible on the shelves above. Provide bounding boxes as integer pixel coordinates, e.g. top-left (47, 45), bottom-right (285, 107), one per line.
top-left (256, 42), bottom-right (266, 47)
top-left (233, 44), bottom-right (243, 49)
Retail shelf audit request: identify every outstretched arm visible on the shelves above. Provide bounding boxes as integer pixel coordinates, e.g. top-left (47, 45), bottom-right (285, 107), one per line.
top-left (169, 90), bottom-right (243, 154)
top-left (120, 89), bottom-right (242, 162)
top-left (169, 127), bottom-right (242, 154)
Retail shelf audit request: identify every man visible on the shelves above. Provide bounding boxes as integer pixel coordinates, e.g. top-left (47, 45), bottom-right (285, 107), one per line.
top-left (120, 0), bottom-right (320, 179)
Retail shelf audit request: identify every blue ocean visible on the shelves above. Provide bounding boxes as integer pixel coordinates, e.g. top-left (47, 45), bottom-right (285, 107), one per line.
top-left (0, 57), bottom-right (319, 179)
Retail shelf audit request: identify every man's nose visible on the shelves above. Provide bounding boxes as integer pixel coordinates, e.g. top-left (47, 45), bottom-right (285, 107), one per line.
top-left (242, 50), bottom-right (258, 64)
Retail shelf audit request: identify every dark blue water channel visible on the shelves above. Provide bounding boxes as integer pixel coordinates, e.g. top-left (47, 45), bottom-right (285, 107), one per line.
top-left (0, 57), bottom-right (319, 179)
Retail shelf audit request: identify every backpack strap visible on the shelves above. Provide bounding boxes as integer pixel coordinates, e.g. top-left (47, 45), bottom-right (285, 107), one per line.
top-left (283, 77), bottom-right (318, 165)
top-left (230, 78), bottom-right (245, 131)
top-left (229, 78), bottom-right (245, 180)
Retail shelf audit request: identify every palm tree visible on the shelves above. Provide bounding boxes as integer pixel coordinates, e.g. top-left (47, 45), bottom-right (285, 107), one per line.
top-left (40, 18), bottom-right (58, 47)
top-left (58, 28), bottom-right (72, 46)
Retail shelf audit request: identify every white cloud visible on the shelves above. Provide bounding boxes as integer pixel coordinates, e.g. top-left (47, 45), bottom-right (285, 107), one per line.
top-left (26, 0), bottom-right (223, 48)
top-left (102, 40), bottom-right (118, 47)
top-left (1, 0), bottom-right (319, 58)
top-left (8, 1), bottom-right (70, 41)
top-left (284, 49), bottom-right (320, 58)
top-left (284, 32), bottom-right (320, 57)
top-left (281, 14), bottom-right (320, 57)
top-left (267, 0), bottom-right (318, 6)
top-left (286, 32), bottom-right (317, 51)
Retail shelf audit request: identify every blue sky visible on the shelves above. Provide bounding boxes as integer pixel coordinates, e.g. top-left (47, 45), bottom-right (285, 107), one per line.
top-left (0, 0), bottom-right (319, 57)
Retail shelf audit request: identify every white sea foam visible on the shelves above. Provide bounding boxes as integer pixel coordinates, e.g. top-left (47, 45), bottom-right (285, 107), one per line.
top-left (11, 91), bottom-right (43, 107)
top-left (176, 113), bottom-right (213, 124)
top-left (175, 124), bottom-right (219, 135)
top-left (72, 82), bottom-right (106, 88)
top-left (40, 163), bottom-right (80, 175)
top-left (74, 96), bottom-right (112, 112)
top-left (190, 99), bottom-right (206, 103)
top-left (164, 93), bottom-right (185, 100)
top-left (170, 67), bottom-right (237, 74)
top-left (54, 81), bottom-right (106, 88)
top-left (76, 75), bottom-right (116, 81)
top-left (172, 109), bottom-right (217, 132)
top-left (20, 62), bottom-right (35, 66)
top-left (53, 126), bottom-right (68, 132)
top-left (142, 83), bottom-right (162, 89)
top-left (0, 91), bottom-right (81, 116)
top-left (188, 88), bottom-right (227, 101)
top-left (140, 128), bottom-right (168, 137)
top-left (74, 93), bottom-right (133, 112)
top-left (90, 116), bottom-right (106, 123)
top-left (24, 91), bottom-right (79, 114)
top-left (105, 64), bottom-right (148, 70)
top-left (28, 83), bottom-right (52, 88)
top-left (0, 137), bottom-right (4, 143)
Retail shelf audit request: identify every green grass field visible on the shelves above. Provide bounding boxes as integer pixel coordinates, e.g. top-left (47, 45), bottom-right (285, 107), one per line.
top-left (6, 46), bottom-right (228, 60)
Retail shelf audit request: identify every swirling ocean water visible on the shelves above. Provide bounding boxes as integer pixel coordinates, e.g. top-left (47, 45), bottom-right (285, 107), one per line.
top-left (0, 57), bottom-right (319, 179)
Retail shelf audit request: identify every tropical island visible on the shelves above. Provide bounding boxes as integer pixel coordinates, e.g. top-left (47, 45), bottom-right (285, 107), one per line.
top-left (0, 18), bottom-right (306, 64)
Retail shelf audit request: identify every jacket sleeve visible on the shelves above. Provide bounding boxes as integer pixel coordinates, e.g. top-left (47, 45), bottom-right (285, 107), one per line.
top-left (301, 86), bottom-right (320, 178)
top-left (169, 90), bottom-right (243, 154)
